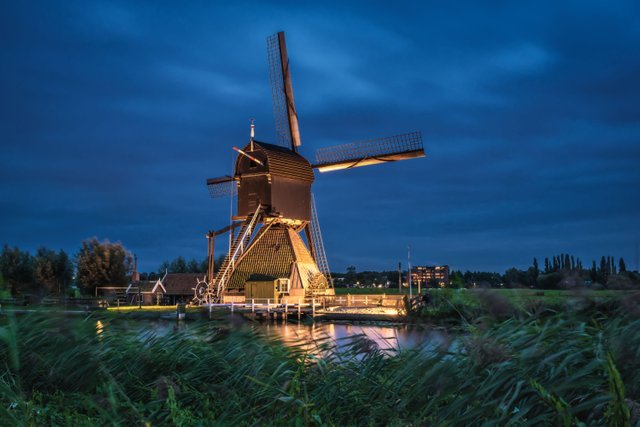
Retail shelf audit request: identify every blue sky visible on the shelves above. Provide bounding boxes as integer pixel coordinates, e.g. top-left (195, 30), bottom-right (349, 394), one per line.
top-left (1, 1), bottom-right (639, 273)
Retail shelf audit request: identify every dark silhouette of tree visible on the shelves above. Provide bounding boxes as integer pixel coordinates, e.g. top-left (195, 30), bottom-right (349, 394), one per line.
top-left (76, 238), bottom-right (133, 294)
top-left (34, 247), bottom-right (56, 294)
top-left (55, 250), bottom-right (73, 294)
top-left (0, 244), bottom-right (34, 295)
top-left (345, 265), bottom-right (357, 284)
top-left (611, 257), bottom-right (617, 274)
top-left (619, 257), bottom-right (627, 273)
top-left (544, 257), bottom-right (550, 273)
top-left (170, 256), bottom-right (187, 273)
top-left (158, 260), bottom-right (170, 275)
top-left (186, 258), bottom-right (201, 273)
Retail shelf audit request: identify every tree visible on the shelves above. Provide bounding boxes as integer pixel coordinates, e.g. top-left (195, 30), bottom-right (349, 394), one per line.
top-left (0, 244), bottom-right (34, 295)
top-left (345, 266), bottom-right (357, 285)
top-left (504, 268), bottom-right (527, 287)
top-left (54, 250), bottom-right (73, 294)
top-left (187, 258), bottom-right (201, 273)
top-left (0, 271), bottom-right (8, 298)
top-left (544, 257), bottom-right (550, 273)
top-left (449, 270), bottom-right (464, 288)
top-left (34, 247), bottom-right (56, 294)
top-left (619, 257), bottom-right (627, 273)
top-left (158, 261), bottom-right (170, 275)
top-left (532, 258), bottom-right (539, 281)
top-left (611, 256), bottom-right (617, 275)
top-left (76, 238), bottom-right (132, 294)
top-left (170, 256), bottom-right (187, 273)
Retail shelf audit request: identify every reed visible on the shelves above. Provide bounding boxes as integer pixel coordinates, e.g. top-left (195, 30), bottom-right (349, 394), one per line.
top-left (1, 301), bottom-right (639, 425)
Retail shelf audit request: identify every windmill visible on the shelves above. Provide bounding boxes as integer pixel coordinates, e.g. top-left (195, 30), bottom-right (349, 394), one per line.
top-left (193, 32), bottom-right (425, 304)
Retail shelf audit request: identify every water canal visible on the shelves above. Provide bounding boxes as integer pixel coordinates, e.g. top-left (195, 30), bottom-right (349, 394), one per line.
top-left (96, 317), bottom-right (453, 355)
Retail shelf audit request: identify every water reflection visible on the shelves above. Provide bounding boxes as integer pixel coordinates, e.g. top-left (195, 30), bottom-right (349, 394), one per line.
top-left (260, 321), bottom-right (449, 356)
top-left (96, 320), bottom-right (104, 338)
top-left (95, 318), bottom-right (449, 356)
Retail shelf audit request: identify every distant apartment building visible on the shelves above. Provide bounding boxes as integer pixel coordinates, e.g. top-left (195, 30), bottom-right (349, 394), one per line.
top-left (411, 265), bottom-right (449, 287)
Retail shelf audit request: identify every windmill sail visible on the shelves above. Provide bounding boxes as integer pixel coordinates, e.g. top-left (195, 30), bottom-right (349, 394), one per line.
top-left (267, 32), bottom-right (301, 151)
top-left (206, 175), bottom-right (236, 198)
top-left (313, 131), bottom-right (425, 173)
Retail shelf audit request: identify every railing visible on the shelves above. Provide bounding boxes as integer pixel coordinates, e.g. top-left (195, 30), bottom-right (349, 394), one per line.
top-left (212, 204), bottom-right (263, 302)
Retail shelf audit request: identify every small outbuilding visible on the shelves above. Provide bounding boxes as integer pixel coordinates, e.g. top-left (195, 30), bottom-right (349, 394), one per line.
top-left (126, 272), bottom-right (204, 305)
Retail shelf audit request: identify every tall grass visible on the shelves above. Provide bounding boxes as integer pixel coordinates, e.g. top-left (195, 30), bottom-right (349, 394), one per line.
top-left (1, 300), bottom-right (639, 425)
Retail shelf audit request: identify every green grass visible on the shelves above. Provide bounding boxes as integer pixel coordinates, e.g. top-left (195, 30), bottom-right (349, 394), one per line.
top-left (1, 294), bottom-right (640, 425)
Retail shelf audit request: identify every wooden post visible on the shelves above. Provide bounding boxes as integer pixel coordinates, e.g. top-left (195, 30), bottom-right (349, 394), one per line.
top-left (230, 301), bottom-right (234, 313)
top-left (323, 297), bottom-right (326, 311)
top-left (267, 298), bottom-right (270, 313)
top-left (297, 298), bottom-right (301, 320)
top-left (252, 299), bottom-right (255, 312)
top-left (312, 297), bottom-right (316, 317)
top-left (365, 295), bottom-right (368, 305)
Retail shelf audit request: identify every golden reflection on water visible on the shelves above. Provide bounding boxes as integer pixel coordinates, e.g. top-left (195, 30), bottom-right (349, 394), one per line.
top-left (263, 322), bottom-right (428, 356)
top-left (96, 320), bottom-right (104, 335)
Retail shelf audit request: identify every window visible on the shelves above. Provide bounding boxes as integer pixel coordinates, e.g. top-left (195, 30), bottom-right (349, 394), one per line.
top-left (276, 278), bottom-right (290, 294)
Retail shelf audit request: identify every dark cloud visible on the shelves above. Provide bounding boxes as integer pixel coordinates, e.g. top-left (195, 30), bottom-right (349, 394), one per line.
top-left (1, 0), bottom-right (638, 273)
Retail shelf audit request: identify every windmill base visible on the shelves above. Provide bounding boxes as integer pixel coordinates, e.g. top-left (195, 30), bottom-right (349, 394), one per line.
top-left (221, 224), bottom-right (332, 297)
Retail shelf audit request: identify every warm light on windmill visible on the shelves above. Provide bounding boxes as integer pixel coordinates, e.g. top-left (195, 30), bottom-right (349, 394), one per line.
top-left (195, 32), bottom-right (425, 305)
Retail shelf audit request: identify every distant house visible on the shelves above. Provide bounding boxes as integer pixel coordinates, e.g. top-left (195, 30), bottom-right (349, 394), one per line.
top-left (126, 280), bottom-right (166, 305)
top-left (162, 273), bottom-right (203, 304)
top-left (127, 272), bottom-right (203, 305)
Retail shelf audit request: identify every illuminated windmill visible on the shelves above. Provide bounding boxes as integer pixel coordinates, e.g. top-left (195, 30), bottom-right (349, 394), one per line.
top-left (194, 32), bottom-right (425, 304)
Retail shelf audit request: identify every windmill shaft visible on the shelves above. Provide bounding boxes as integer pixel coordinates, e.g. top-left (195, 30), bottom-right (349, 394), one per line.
top-left (277, 32), bottom-right (301, 151)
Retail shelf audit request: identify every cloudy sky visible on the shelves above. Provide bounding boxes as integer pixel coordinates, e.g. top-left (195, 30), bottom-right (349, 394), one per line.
top-left (1, 1), bottom-right (639, 273)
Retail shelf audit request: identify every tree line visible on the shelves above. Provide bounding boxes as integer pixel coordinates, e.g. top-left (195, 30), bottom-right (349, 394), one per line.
top-left (3, 240), bottom-right (638, 298)
top-left (334, 254), bottom-right (638, 290)
top-left (0, 240), bottom-right (229, 298)
top-left (466, 253), bottom-right (637, 290)
top-left (0, 238), bottom-right (131, 298)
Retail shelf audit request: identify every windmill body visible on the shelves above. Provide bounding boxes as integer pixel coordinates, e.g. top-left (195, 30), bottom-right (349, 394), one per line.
top-left (234, 141), bottom-right (313, 222)
top-left (194, 32), bottom-right (425, 304)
